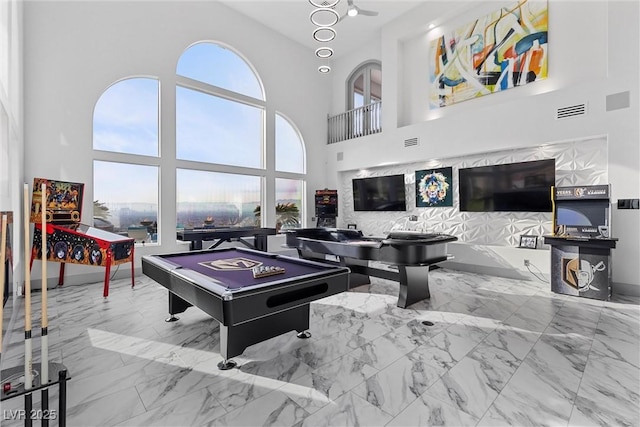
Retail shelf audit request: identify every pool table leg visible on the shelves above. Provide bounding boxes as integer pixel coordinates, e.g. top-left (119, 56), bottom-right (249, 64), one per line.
top-left (217, 304), bottom-right (311, 369)
top-left (397, 265), bottom-right (431, 308)
top-left (166, 291), bottom-right (192, 322)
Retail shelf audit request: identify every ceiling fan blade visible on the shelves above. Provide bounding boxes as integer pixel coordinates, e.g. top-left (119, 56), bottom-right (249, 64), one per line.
top-left (346, 0), bottom-right (354, 6)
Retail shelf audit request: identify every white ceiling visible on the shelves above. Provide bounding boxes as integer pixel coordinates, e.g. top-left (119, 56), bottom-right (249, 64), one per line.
top-left (219, 0), bottom-right (426, 59)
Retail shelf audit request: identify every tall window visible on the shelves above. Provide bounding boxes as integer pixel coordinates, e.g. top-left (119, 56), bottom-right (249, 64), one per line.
top-left (275, 113), bottom-right (305, 228)
top-left (93, 41), bottom-right (307, 243)
top-left (176, 169), bottom-right (260, 228)
top-left (176, 42), bottom-right (268, 227)
top-left (275, 178), bottom-right (303, 230)
top-left (92, 78), bottom-right (159, 242)
top-left (93, 161), bottom-right (159, 242)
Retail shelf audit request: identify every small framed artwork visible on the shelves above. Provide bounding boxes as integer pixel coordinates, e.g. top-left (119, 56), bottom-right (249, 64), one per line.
top-left (347, 223), bottom-right (357, 230)
top-left (519, 235), bottom-right (538, 249)
top-left (415, 167), bottom-right (453, 207)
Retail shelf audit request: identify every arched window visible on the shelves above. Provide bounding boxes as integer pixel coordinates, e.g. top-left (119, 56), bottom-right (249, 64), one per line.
top-left (275, 113), bottom-right (305, 174)
top-left (93, 42), bottom-right (307, 242)
top-left (92, 77), bottom-right (160, 242)
top-left (176, 42), bottom-right (263, 101)
top-left (346, 60), bottom-right (381, 111)
top-left (176, 42), bottom-right (264, 169)
top-left (93, 77), bottom-right (159, 156)
top-left (274, 113), bottom-right (305, 229)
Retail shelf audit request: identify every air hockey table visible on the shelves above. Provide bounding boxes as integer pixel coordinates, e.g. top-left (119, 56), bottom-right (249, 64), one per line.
top-left (142, 247), bottom-right (349, 369)
top-left (285, 228), bottom-right (457, 308)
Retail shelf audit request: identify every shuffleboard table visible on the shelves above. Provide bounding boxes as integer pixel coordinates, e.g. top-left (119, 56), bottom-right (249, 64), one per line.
top-left (176, 226), bottom-right (277, 251)
top-left (142, 247), bottom-right (349, 369)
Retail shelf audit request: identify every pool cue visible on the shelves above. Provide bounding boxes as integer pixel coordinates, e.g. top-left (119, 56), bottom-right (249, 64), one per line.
top-left (40, 183), bottom-right (50, 426)
top-left (23, 183), bottom-right (34, 426)
top-left (0, 214), bottom-right (7, 367)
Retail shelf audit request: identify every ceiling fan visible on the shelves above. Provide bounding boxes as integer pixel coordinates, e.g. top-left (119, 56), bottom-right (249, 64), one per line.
top-left (341, 0), bottom-right (379, 20)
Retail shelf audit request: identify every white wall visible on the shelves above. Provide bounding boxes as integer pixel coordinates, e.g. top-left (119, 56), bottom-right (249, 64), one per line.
top-left (22, 1), bottom-right (332, 285)
top-left (326, 0), bottom-right (639, 294)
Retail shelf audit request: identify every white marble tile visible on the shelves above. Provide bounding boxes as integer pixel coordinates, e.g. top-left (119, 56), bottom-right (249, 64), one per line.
top-left (479, 392), bottom-right (570, 426)
top-left (66, 358), bottom-right (182, 407)
top-left (281, 355), bottom-right (377, 414)
top-left (571, 351), bottom-right (640, 426)
top-left (290, 332), bottom-right (365, 369)
top-left (349, 330), bottom-right (418, 370)
top-left (351, 348), bottom-right (449, 416)
top-left (480, 324), bottom-right (541, 361)
top-left (207, 390), bottom-right (308, 426)
top-left (387, 393), bottom-right (479, 427)
top-left (298, 391), bottom-right (393, 427)
top-left (117, 385), bottom-right (227, 426)
top-left (135, 366), bottom-right (225, 410)
top-left (422, 357), bottom-right (501, 419)
top-left (68, 386), bottom-right (146, 426)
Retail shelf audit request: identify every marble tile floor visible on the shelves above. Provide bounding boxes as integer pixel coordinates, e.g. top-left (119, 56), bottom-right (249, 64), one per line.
top-left (1, 268), bottom-right (638, 426)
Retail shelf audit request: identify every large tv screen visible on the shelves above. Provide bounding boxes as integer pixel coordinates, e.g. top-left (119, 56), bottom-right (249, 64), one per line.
top-left (353, 175), bottom-right (406, 212)
top-left (556, 200), bottom-right (608, 227)
top-left (459, 159), bottom-right (556, 212)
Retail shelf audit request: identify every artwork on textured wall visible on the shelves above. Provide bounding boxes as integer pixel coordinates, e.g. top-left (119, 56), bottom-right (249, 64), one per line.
top-left (415, 167), bottom-right (453, 207)
top-left (429, 0), bottom-right (548, 108)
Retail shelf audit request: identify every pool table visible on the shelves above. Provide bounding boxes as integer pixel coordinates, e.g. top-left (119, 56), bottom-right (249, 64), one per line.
top-left (142, 247), bottom-right (349, 369)
top-left (285, 228), bottom-right (457, 308)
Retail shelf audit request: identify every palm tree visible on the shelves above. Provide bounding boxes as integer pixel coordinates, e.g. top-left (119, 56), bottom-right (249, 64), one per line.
top-left (253, 203), bottom-right (300, 230)
top-left (93, 200), bottom-right (110, 219)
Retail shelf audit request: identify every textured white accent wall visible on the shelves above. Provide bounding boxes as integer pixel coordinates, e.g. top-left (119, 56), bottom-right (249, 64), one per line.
top-left (340, 137), bottom-right (607, 247)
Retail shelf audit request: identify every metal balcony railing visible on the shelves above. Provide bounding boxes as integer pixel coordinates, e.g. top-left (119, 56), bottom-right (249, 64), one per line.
top-left (327, 101), bottom-right (382, 144)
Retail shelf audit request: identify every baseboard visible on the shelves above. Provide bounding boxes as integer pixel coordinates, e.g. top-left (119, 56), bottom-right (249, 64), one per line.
top-left (612, 281), bottom-right (640, 297)
top-left (440, 260), bottom-right (550, 284)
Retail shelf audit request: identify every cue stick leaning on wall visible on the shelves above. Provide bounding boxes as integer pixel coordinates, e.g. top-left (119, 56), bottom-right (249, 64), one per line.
top-left (23, 183), bottom-right (34, 425)
top-left (0, 214), bottom-right (7, 367)
top-left (40, 183), bottom-right (50, 425)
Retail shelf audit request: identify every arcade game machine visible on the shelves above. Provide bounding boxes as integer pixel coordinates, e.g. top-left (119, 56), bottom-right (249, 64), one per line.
top-left (543, 185), bottom-right (618, 300)
top-left (30, 178), bottom-right (135, 297)
top-left (315, 189), bottom-right (338, 228)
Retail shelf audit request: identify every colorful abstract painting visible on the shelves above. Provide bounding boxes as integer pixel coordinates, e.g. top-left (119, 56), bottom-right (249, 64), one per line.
top-left (416, 167), bottom-right (453, 207)
top-left (429, 0), bottom-right (548, 108)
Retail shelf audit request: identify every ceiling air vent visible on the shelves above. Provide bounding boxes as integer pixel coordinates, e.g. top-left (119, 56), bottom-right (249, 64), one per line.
top-left (556, 103), bottom-right (587, 120)
top-left (404, 137), bottom-right (419, 148)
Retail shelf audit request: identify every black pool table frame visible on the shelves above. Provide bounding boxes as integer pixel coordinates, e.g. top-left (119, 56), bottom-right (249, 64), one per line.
top-left (142, 247), bottom-right (349, 369)
top-left (286, 228), bottom-right (457, 308)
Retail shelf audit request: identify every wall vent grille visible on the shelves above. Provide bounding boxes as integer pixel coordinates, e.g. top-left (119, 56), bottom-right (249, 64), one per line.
top-left (404, 137), bottom-right (419, 147)
top-left (556, 104), bottom-right (587, 119)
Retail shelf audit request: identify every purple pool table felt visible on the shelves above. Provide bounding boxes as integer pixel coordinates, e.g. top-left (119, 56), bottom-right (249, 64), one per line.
top-left (161, 250), bottom-right (329, 290)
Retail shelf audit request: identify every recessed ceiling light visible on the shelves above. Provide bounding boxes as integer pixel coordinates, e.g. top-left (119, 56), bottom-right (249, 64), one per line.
top-left (428, 23), bottom-right (435, 29)
top-left (315, 47), bottom-right (334, 58)
top-left (312, 26), bottom-right (336, 42)
top-left (310, 7), bottom-right (340, 27)
top-left (318, 65), bottom-right (331, 73)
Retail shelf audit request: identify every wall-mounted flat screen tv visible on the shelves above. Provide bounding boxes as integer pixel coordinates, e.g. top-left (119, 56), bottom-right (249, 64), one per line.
top-left (459, 159), bottom-right (556, 212)
top-left (353, 174), bottom-right (406, 211)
